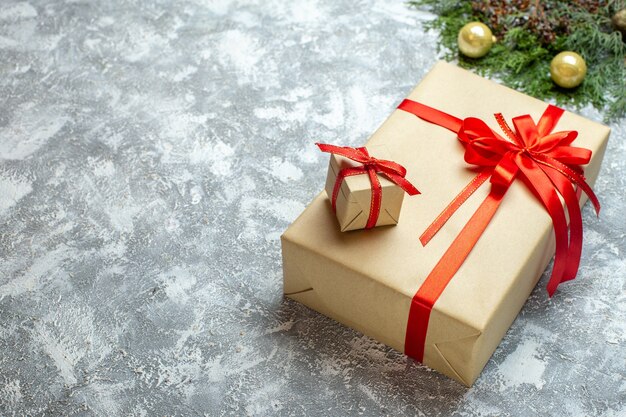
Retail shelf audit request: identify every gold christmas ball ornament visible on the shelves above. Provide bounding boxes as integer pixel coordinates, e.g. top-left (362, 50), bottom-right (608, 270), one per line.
top-left (550, 51), bottom-right (587, 89)
top-left (612, 8), bottom-right (626, 38)
top-left (457, 22), bottom-right (496, 58)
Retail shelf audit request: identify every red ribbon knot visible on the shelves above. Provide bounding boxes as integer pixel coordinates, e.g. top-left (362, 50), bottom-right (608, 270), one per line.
top-left (316, 143), bottom-right (420, 229)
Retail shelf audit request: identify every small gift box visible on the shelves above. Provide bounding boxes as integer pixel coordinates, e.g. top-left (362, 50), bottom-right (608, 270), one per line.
top-left (319, 143), bottom-right (420, 231)
top-left (282, 62), bottom-right (609, 386)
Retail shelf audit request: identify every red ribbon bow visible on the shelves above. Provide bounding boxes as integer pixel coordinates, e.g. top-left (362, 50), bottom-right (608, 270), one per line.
top-left (397, 99), bottom-right (600, 362)
top-left (467, 108), bottom-right (600, 291)
top-left (316, 143), bottom-right (420, 229)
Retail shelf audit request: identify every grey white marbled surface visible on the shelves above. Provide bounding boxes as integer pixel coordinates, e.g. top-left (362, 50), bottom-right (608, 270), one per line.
top-left (0, 0), bottom-right (624, 415)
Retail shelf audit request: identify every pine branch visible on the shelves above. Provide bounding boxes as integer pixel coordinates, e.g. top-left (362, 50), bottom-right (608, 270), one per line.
top-left (408, 0), bottom-right (626, 122)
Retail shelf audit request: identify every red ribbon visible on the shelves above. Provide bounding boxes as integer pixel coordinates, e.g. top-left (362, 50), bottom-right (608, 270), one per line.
top-left (317, 143), bottom-right (420, 229)
top-left (397, 99), bottom-right (600, 362)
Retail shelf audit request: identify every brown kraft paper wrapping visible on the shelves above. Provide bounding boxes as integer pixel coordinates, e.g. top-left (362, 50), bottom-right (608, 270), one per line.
top-left (281, 61), bottom-right (609, 386)
top-left (324, 145), bottom-right (408, 231)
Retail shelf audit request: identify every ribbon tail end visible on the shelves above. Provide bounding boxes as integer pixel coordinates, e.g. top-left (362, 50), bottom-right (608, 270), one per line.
top-left (546, 281), bottom-right (558, 298)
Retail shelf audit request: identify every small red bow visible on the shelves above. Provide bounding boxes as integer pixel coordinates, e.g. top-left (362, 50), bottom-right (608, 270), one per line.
top-left (316, 143), bottom-right (420, 229)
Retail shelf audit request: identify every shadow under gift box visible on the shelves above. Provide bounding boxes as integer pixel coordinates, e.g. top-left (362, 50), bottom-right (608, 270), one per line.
top-left (281, 61), bottom-right (609, 386)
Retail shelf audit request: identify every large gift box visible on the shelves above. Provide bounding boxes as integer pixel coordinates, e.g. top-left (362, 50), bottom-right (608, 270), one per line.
top-left (281, 62), bottom-right (609, 386)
